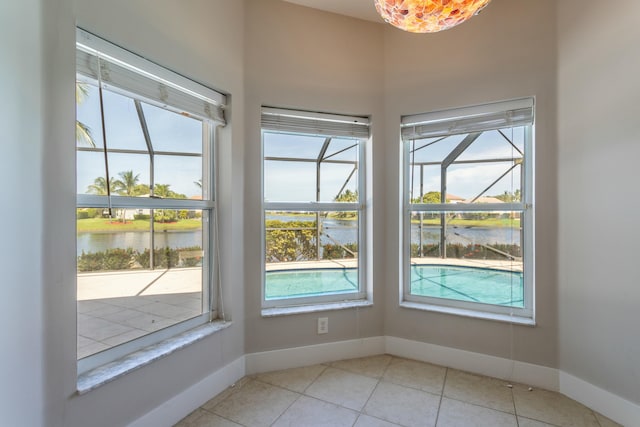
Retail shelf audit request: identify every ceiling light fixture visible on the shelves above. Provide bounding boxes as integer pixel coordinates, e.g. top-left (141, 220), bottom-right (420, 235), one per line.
top-left (374, 0), bottom-right (491, 33)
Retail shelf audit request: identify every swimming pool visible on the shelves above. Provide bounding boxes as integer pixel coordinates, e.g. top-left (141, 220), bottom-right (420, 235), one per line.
top-left (265, 268), bottom-right (358, 300)
top-left (265, 265), bottom-right (523, 307)
top-left (411, 265), bottom-right (523, 307)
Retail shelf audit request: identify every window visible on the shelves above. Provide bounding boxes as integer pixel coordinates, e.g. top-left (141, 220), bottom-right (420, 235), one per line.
top-left (402, 98), bottom-right (534, 321)
top-left (261, 108), bottom-right (369, 308)
top-left (75, 29), bottom-right (226, 372)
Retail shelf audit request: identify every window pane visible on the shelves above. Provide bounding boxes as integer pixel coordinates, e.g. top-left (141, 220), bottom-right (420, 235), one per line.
top-left (264, 160), bottom-right (316, 202)
top-left (409, 209), bottom-right (523, 308)
top-left (77, 208), bottom-right (204, 359)
top-left (320, 162), bottom-right (358, 202)
top-left (102, 89), bottom-right (149, 151)
top-left (107, 153), bottom-right (151, 196)
top-left (141, 103), bottom-right (203, 154)
top-left (265, 210), bottom-right (358, 300)
top-left (408, 129), bottom-right (523, 204)
top-left (154, 155), bottom-right (203, 199)
top-left (264, 132), bottom-right (360, 203)
top-left (263, 132), bottom-right (326, 159)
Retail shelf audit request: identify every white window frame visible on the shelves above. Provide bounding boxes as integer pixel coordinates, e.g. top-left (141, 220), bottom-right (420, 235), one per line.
top-left (261, 108), bottom-right (369, 309)
top-left (75, 29), bottom-right (225, 373)
top-left (401, 98), bottom-right (535, 322)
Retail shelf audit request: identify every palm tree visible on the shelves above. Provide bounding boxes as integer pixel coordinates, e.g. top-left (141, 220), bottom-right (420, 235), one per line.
top-left (86, 176), bottom-right (114, 195)
top-left (154, 183), bottom-right (172, 198)
top-left (113, 170), bottom-right (141, 196)
top-left (76, 83), bottom-right (96, 147)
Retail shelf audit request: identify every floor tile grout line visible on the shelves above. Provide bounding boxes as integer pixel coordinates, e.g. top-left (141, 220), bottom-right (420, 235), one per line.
top-left (301, 364), bottom-right (329, 394)
top-left (433, 367), bottom-right (449, 427)
top-left (268, 391), bottom-right (303, 427)
top-left (358, 377), bottom-right (382, 420)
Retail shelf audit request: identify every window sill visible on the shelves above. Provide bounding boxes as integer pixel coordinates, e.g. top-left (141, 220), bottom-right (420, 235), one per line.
top-left (400, 301), bottom-right (535, 326)
top-left (262, 299), bottom-right (372, 317)
top-left (77, 320), bottom-right (231, 395)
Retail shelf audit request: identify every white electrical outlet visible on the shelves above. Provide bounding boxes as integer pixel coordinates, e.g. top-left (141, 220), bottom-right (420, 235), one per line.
top-left (317, 317), bottom-right (328, 334)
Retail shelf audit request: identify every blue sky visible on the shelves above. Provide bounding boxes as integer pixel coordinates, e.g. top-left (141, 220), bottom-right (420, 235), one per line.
top-left (78, 84), bottom-right (524, 202)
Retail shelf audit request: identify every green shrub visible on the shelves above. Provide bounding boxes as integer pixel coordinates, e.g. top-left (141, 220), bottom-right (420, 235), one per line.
top-left (322, 243), bottom-right (358, 259)
top-left (154, 209), bottom-right (177, 223)
top-left (265, 220), bottom-right (316, 262)
top-left (77, 248), bottom-right (135, 272)
top-left (134, 213), bottom-right (151, 220)
top-left (76, 210), bottom-right (90, 219)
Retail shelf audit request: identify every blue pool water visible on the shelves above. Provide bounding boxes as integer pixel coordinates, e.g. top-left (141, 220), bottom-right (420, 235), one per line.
top-left (265, 268), bottom-right (358, 300)
top-left (411, 265), bottom-right (523, 307)
top-left (265, 265), bottom-right (523, 307)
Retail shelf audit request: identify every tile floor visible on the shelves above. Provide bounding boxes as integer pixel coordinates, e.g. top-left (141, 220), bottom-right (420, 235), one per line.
top-left (175, 355), bottom-right (622, 427)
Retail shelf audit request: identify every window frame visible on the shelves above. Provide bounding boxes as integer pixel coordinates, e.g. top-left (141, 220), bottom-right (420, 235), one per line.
top-left (401, 98), bottom-right (535, 321)
top-left (75, 29), bottom-right (224, 374)
top-left (260, 108), bottom-right (369, 309)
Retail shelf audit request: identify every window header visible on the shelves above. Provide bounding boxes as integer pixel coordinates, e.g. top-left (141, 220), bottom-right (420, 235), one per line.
top-left (76, 28), bottom-right (226, 124)
top-left (262, 107), bottom-right (370, 139)
top-left (401, 97), bottom-right (534, 140)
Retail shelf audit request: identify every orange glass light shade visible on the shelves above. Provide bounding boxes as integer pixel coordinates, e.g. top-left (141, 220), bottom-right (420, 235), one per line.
top-left (374, 0), bottom-right (491, 33)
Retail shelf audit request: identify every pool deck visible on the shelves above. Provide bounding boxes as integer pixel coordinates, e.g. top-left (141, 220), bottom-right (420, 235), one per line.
top-left (77, 256), bottom-right (521, 358)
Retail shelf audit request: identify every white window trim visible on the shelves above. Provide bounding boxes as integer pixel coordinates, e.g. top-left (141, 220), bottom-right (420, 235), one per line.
top-left (401, 98), bottom-right (535, 322)
top-left (260, 109), bottom-right (370, 310)
top-left (76, 30), bottom-right (223, 375)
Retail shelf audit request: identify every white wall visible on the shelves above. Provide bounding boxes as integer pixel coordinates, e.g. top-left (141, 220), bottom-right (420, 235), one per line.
top-left (0, 1), bottom-right (49, 425)
top-left (243, 0), bottom-right (387, 354)
top-left (382, 0), bottom-right (559, 368)
top-left (558, 0), bottom-right (640, 405)
top-left (0, 1), bottom-right (247, 426)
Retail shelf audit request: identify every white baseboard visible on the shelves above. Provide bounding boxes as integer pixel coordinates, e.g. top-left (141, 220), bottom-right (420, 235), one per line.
top-left (245, 336), bottom-right (385, 375)
top-left (129, 356), bottom-right (245, 427)
top-left (385, 336), bottom-right (559, 391)
top-left (560, 371), bottom-right (639, 427)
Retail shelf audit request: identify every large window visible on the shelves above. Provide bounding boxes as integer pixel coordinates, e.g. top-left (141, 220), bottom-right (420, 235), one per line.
top-left (402, 99), bottom-right (534, 321)
top-left (75, 29), bottom-right (225, 372)
top-left (262, 108), bottom-right (369, 308)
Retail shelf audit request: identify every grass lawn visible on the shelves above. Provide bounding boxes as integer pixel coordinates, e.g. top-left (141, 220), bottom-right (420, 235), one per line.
top-left (77, 218), bottom-right (202, 233)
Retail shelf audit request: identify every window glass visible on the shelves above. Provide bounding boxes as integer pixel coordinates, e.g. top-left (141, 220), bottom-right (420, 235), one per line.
top-left (403, 100), bottom-right (532, 318)
top-left (262, 115), bottom-right (366, 307)
top-left (76, 79), bottom-right (211, 363)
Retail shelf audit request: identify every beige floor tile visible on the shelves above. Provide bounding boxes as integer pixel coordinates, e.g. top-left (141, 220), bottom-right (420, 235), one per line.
top-left (174, 409), bottom-right (242, 427)
top-left (443, 369), bottom-right (515, 413)
top-left (363, 381), bottom-right (440, 427)
top-left (254, 364), bottom-right (326, 393)
top-left (383, 357), bottom-right (447, 395)
top-left (330, 354), bottom-right (393, 378)
top-left (354, 414), bottom-right (402, 427)
top-left (516, 416), bottom-right (555, 427)
top-left (512, 385), bottom-right (600, 427)
top-left (594, 412), bottom-right (623, 427)
top-left (304, 367), bottom-right (378, 411)
top-left (272, 395), bottom-right (359, 427)
top-left (202, 378), bottom-right (251, 412)
top-left (436, 398), bottom-right (517, 427)
top-left (211, 380), bottom-right (298, 427)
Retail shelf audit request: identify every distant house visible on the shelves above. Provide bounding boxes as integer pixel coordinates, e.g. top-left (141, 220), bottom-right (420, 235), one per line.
top-left (445, 193), bottom-right (465, 203)
top-left (462, 196), bottom-right (504, 204)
